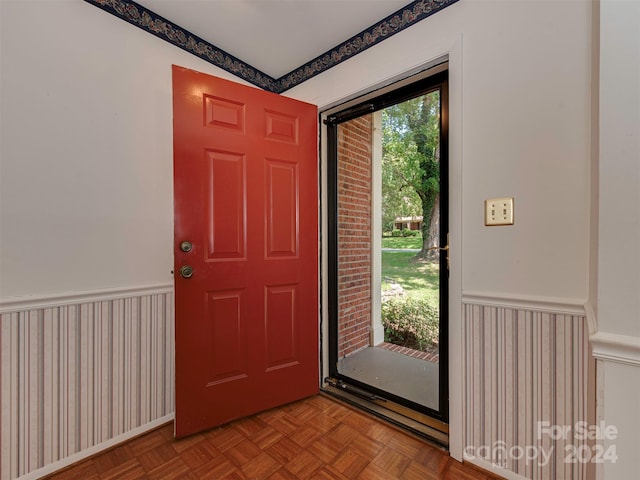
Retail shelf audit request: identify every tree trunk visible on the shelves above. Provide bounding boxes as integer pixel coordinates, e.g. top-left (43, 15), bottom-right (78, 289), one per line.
top-left (417, 193), bottom-right (439, 260)
top-left (427, 194), bottom-right (440, 250)
top-left (416, 193), bottom-right (433, 257)
top-left (411, 92), bottom-right (441, 262)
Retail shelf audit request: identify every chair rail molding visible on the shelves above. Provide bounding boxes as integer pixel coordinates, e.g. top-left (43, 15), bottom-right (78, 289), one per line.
top-left (461, 290), bottom-right (587, 316)
top-left (590, 331), bottom-right (640, 367)
top-left (0, 283), bottom-right (174, 314)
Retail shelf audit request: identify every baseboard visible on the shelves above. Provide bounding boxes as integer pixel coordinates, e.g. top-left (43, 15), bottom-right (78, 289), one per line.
top-left (17, 415), bottom-right (174, 480)
top-left (463, 456), bottom-right (528, 480)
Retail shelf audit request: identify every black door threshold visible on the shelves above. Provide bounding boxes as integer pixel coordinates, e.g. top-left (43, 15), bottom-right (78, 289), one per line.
top-left (321, 384), bottom-right (449, 448)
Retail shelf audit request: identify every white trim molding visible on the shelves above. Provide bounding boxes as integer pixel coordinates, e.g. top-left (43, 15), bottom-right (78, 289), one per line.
top-left (583, 300), bottom-right (598, 335)
top-left (590, 331), bottom-right (640, 367)
top-left (462, 290), bottom-right (587, 316)
top-left (462, 456), bottom-right (528, 480)
top-left (0, 283), bottom-right (174, 314)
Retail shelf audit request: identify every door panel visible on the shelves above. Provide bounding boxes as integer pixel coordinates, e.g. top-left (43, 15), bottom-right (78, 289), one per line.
top-left (265, 284), bottom-right (299, 370)
top-left (206, 150), bottom-right (246, 259)
top-left (172, 66), bottom-right (318, 438)
top-left (266, 159), bottom-right (298, 257)
top-left (205, 290), bottom-right (247, 385)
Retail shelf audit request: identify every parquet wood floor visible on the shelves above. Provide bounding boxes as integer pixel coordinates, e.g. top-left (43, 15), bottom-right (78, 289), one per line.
top-left (44, 395), bottom-right (503, 480)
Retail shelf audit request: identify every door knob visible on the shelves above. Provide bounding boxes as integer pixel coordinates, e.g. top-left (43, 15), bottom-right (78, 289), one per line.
top-left (179, 265), bottom-right (194, 279)
top-left (180, 241), bottom-right (193, 253)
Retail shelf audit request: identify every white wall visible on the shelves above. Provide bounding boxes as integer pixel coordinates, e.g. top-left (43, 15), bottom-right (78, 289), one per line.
top-left (0, 0), bottom-right (250, 299)
top-left (597, 0), bottom-right (640, 338)
top-left (594, 0), bottom-right (640, 478)
top-left (289, 0), bottom-right (592, 304)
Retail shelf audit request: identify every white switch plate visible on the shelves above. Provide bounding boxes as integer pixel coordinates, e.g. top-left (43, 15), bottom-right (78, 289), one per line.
top-left (485, 197), bottom-right (514, 226)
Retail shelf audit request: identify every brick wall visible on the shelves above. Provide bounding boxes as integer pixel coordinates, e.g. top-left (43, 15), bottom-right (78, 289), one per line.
top-left (337, 114), bottom-right (373, 358)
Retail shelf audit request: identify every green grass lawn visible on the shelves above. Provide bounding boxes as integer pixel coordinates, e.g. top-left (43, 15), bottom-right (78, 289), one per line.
top-left (381, 250), bottom-right (439, 308)
top-left (381, 236), bottom-right (422, 249)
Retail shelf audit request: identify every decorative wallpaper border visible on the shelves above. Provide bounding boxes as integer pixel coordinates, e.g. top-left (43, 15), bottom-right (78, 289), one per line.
top-left (277, 0), bottom-right (459, 91)
top-left (83, 0), bottom-right (460, 93)
top-left (84, 0), bottom-right (279, 91)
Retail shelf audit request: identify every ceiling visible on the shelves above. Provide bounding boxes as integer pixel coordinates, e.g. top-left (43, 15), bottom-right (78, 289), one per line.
top-left (85, 0), bottom-right (459, 92)
top-left (135, 0), bottom-right (411, 79)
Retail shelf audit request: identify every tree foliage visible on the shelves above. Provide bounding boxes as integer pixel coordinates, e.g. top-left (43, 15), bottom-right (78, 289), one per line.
top-left (381, 91), bottom-right (440, 256)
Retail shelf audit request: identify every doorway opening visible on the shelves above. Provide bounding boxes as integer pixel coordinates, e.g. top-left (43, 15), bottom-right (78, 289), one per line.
top-left (324, 68), bottom-right (449, 442)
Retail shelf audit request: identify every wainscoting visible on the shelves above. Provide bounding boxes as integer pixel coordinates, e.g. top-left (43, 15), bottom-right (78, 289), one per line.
top-left (462, 301), bottom-right (591, 480)
top-left (0, 285), bottom-right (174, 480)
top-left (0, 288), bottom-right (594, 479)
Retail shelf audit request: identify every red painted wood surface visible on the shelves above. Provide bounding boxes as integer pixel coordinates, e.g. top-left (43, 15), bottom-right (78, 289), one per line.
top-left (172, 66), bottom-right (318, 438)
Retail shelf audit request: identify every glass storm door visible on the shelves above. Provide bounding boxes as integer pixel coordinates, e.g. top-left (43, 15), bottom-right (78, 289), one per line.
top-left (326, 70), bottom-right (449, 432)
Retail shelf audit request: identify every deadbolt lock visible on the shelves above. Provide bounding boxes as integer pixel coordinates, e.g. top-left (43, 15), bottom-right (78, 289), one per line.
top-left (179, 265), bottom-right (194, 279)
top-left (180, 241), bottom-right (193, 253)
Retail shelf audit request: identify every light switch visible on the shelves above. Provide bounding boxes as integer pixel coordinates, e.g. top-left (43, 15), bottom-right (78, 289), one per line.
top-left (485, 197), bottom-right (514, 226)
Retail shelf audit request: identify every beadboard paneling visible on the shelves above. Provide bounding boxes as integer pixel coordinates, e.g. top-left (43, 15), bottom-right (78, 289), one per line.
top-left (0, 288), bottom-right (174, 480)
top-left (463, 303), bottom-right (589, 480)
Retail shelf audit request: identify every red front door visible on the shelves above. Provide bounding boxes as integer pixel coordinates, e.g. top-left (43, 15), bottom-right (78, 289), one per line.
top-left (172, 66), bottom-right (318, 438)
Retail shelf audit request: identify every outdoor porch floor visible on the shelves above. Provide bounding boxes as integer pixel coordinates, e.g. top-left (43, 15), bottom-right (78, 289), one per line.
top-left (337, 345), bottom-right (439, 410)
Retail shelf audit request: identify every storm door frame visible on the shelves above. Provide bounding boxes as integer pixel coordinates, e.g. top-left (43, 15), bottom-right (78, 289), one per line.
top-left (324, 69), bottom-right (450, 427)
